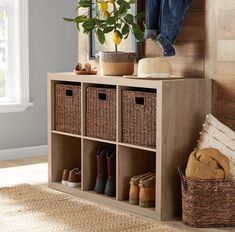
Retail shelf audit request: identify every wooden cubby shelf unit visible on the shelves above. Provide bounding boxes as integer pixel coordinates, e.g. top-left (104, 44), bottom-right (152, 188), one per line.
top-left (48, 73), bottom-right (212, 220)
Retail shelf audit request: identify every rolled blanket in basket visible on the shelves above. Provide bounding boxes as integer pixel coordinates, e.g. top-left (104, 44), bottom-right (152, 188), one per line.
top-left (186, 148), bottom-right (230, 179)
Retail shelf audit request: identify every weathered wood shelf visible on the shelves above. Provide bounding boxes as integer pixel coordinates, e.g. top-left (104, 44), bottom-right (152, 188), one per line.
top-left (48, 73), bottom-right (211, 220)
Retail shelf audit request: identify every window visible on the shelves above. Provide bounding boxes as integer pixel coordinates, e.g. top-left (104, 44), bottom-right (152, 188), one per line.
top-left (0, 0), bottom-right (32, 113)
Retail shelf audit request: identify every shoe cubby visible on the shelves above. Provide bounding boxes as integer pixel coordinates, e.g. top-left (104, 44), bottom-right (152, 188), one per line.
top-left (82, 139), bottom-right (116, 198)
top-left (48, 73), bottom-right (211, 220)
top-left (117, 145), bottom-right (156, 203)
top-left (50, 133), bottom-right (81, 185)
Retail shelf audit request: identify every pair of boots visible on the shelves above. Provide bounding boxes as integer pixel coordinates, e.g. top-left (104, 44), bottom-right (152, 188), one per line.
top-left (94, 146), bottom-right (116, 197)
top-left (129, 172), bottom-right (156, 207)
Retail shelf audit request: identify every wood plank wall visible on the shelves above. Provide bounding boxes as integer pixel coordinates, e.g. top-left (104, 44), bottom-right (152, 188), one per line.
top-left (145, 0), bottom-right (235, 131)
top-left (205, 0), bottom-right (235, 130)
top-left (145, 0), bottom-right (205, 77)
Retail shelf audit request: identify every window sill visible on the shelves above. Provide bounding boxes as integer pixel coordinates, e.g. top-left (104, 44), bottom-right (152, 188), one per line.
top-left (0, 102), bottom-right (33, 113)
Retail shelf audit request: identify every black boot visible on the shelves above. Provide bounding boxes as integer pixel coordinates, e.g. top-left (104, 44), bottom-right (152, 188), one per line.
top-left (105, 148), bottom-right (116, 197)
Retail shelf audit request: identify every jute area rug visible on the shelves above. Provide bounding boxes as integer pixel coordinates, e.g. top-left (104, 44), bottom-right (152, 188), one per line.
top-left (0, 184), bottom-right (183, 232)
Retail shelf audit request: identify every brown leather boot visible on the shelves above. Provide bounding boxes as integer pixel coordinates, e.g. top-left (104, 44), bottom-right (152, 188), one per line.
top-left (104, 147), bottom-right (116, 197)
top-left (94, 147), bottom-right (108, 194)
top-left (129, 172), bottom-right (153, 205)
top-left (139, 174), bottom-right (156, 207)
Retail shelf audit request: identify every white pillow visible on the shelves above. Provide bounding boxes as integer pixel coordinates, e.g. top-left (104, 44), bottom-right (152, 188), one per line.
top-left (197, 114), bottom-right (235, 177)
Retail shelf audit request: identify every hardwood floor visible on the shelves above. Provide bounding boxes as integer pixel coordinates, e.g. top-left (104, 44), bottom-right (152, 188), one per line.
top-left (0, 156), bottom-right (234, 232)
top-left (0, 156), bottom-right (47, 187)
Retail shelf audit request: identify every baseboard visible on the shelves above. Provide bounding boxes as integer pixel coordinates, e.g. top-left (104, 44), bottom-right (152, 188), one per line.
top-left (0, 145), bottom-right (48, 161)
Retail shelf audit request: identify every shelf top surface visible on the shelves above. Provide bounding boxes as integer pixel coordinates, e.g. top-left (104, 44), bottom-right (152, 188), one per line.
top-left (48, 72), bottom-right (210, 89)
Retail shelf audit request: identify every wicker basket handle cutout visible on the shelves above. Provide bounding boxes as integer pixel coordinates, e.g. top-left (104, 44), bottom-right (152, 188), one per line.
top-left (98, 92), bottom-right (107, 101)
top-left (66, 89), bottom-right (73, 96)
top-left (135, 97), bottom-right (145, 106)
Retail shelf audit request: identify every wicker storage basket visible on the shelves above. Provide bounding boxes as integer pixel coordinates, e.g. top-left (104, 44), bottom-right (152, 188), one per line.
top-left (122, 90), bottom-right (156, 148)
top-left (86, 87), bottom-right (116, 141)
top-left (55, 84), bottom-right (81, 135)
top-left (179, 170), bottom-right (235, 228)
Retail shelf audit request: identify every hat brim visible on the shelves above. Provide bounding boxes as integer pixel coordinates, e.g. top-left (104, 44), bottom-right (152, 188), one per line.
top-left (123, 74), bottom-right (184, 79)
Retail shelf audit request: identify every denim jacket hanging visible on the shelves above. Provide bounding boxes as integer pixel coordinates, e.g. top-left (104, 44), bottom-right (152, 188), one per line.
top-left (146, 0), bottom-right (192, 56)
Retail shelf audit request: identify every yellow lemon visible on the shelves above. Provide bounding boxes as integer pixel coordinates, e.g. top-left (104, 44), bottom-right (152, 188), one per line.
top-left (108, 0), bottom-right (115, 3)
top-left (102, 11), bottom-right (110, 18)
top-left (99, 1), bottom-right (108, 12)
top-left (113, 31), bottom-right (122, 45)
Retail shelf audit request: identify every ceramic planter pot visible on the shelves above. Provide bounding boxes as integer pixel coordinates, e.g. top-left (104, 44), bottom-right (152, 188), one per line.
top-left (98, 51), bottom-right (136, 76)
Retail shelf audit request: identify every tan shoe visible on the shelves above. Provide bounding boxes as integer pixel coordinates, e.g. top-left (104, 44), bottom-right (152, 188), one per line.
top-left (129, 172), bottom-right (154, 205)
top-left (139, 174), bottom-right (156, 207)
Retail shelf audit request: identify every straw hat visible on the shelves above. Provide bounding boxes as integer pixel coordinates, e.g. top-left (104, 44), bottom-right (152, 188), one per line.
top-left (124, 57), bottom-right (171, 79)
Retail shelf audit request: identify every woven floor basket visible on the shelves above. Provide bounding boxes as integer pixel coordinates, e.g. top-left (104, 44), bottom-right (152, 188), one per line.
top-left (86, 87), bottom-right (116, 141)
top-left (55, 84), bottom-right (81, 135)
top-left (122, 90), bottom-right (156, 148)
top-left (179, 170), bottom-right (235, 228)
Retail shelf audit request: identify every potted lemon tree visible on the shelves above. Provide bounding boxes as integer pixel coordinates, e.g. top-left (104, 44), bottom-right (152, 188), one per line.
top-left (64, 0), bottom-right (145, 76)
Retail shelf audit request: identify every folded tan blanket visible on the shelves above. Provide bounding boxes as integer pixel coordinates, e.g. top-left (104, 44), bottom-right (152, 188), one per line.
top-left (186, 148), bottom-right (230, 179)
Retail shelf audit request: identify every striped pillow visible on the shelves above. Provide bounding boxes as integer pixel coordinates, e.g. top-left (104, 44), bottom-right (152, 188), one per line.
top-left (197, 114), bottom-right (235, 177)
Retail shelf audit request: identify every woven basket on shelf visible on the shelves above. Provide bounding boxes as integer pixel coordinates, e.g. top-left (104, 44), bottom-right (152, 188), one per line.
top-left (55, 84), bottom-right (81, 135)
top-left (86, 87), bottom-right (116, 141)
top-left (179, 170), bottom-right (235, 228)
top-left (122, 90), bottom-right (156, 148)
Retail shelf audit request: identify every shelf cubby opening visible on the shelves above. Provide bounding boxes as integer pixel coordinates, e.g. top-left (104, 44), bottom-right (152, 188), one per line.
top-left (83, 83), bottom-right (116, 89)
top-left (53, 80), bottom-right (81, 86)
top-left (51, 133), bottom-right (81, 184)
top-left (83, 136), bottom-right (116, 145)
top-left (118, 86), bottom-right (157, 93)
top-left (118, 86), bottom-right (157, 149)
top-left (51, 81), bottom-right (82, 135)
top-left (84, 84), bottom-right (117, 141)
top-left (118, 142), bottom-right (156, 152)
top-left (118, 146), bottom-right (156, 207)
top-left (83, 139), bottom-right (116, 199)
top-left (51, 130), bottom-right (82, 138)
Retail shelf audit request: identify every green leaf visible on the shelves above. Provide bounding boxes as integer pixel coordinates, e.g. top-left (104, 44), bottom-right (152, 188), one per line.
top-left (119, 4), bottom-right (127, 15)
top-left (106, 17), bottom-right (116, 25)
top-left (132, 23), bottom-right (144, 41)
top-left (116, 0), bottom-right (125, 6)
top-left (136, 12), bottom-right (146, 20)
top-left (96, 29), bottom-right (105, 44)
top-left (122, 24), bottom-right (129, 35)
top-left (128, 0), bottom-right (137, 4)
top-left (117, 0), bottom-right (130, 9)
top-left (114, 11), bottom-right (119, 18)
top-left (82, 19), bottom-right (97, 31)
top-left (124, 14), bottom-right (134, 24)
top-left (63, 18), bottom-right (75, 22)
top-left (103, 26), bottom-right (114, 33)
top-left (76, 22), bottom-right (80, 31)
top-left (78, 0), bottom-right (91, 8)
top-left (74, 15), bottom-right (87, 23)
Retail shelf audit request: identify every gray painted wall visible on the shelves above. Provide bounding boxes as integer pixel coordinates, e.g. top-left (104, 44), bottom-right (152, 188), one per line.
top-left (0, 0), bottom-right (77, 150)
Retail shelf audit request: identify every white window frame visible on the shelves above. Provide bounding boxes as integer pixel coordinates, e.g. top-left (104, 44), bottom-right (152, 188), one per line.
top-left (0, 0), bottom-right (33, 113)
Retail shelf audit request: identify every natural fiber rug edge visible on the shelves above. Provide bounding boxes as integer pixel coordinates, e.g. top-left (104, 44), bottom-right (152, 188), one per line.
top-left (0, 184), bottom-right (185, 232)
